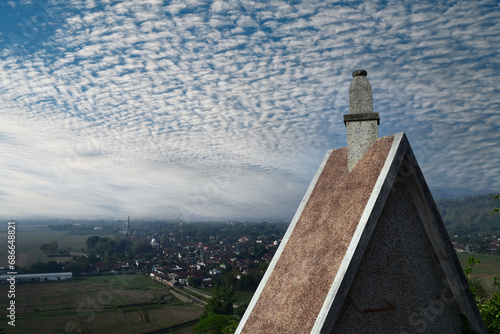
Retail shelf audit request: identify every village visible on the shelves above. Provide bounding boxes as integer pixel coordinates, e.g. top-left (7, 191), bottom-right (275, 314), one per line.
top-left (145, 231), bottom-right (281, 291)
top-left (33, 221), bottom-right (289, 293)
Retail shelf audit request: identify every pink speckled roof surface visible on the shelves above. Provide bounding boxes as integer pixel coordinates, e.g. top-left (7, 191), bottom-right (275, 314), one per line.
top-left (241, 135), bottom-right (395, 334)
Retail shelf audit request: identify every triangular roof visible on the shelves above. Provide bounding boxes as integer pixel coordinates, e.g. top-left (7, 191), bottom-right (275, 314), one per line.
top-left (236, 132), bottom-right (485, 333)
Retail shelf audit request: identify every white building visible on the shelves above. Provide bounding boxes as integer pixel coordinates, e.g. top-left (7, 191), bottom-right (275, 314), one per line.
top-left (0, 272), bottom-right (73, 283)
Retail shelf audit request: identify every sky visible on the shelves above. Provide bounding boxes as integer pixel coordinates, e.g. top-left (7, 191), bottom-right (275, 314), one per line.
top-left (0, 0), bottom-right (499, 222)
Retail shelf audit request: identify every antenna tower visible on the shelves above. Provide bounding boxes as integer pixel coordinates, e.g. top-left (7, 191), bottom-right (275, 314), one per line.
top-left (126, 216), bottom-right (130, 256)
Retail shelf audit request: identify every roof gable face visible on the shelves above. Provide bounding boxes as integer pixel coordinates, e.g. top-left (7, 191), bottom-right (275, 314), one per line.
top-left (331, 179), bottom-right (463, 333)
top-left (237, 133), bottom-right (485, 334)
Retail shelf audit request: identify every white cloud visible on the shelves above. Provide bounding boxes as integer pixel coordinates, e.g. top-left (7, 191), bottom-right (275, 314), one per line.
top-left (0, 0), bottom-right (499, 219)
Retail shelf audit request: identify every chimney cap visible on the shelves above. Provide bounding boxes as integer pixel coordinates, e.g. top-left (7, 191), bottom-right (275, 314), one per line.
top-left (352, 70), bottom-right (367, 77)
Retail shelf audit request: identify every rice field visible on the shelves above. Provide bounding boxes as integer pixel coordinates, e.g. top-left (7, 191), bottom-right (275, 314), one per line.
top-left (0, 274), bottom-right (203, 334)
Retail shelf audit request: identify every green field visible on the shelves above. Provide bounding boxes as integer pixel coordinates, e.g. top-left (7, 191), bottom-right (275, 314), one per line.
top-left (0, 274), bottom-right (203, 334)
top-left (456, 252), bottom-right (500, 295)
top-left (0, 222), bottom-right (113, 268)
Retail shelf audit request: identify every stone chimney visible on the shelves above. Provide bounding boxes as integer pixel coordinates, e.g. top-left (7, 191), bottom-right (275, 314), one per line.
top-left (344, 70), bottom-right (380, 172)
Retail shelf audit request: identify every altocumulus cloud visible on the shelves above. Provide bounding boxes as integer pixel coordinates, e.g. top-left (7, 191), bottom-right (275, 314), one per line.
top-left (0, 0), bottom-right (498, 220)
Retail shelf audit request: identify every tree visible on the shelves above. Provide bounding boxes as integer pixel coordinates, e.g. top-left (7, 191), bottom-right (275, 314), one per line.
top-left (93, 238), bottom-right (116, 262)
top-left (113, 237), bottom-right (127, 254)
top-left (66, 259), bottom-right (90, 276)
top-left (195, 314), bottom-right (238, 334)
top-left (196, 285), bottom-right (237, 334)
top-left (40, 241), bottom-right (59, 255)
top-left (201, 285), bottom-right (235, 319)
top-left (24, 261), bottom-right (63, 274)
top-left (86, 236), bottom-right (100, 250)
top-left (188, 276), bottom-right (202, 287)
top-left (492, 195), bottom-right (500, 214)
top-left (464, 256), bottom-right (500, 333)
top-left (132, 240), bottom-right (154, 256)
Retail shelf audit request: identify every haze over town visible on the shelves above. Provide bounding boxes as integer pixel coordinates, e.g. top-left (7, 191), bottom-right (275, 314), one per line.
top-left (0, 0), bottom-right (499, 221)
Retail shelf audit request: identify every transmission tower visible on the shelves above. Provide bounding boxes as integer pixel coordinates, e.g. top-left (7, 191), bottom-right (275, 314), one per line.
top-left (125, 216), bottom-right (130, 257)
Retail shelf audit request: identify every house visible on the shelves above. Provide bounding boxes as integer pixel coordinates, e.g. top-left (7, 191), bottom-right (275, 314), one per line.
top-left (164, 279), bottom-right (180, 287)
top-left (489, 240), bottom-right (500, 249)
top-left (93, 262), bottom-right (109, 274)
top-left (196, 261), bottom-right (205, 270)
top-left (93, 262), bottom-right (122, 274)
top-left (150, 238), bottom-right (159, 248)
top-left (202, 277), bottom-right (212, 287)
top-left (209, 269), bottom-right (221, 275)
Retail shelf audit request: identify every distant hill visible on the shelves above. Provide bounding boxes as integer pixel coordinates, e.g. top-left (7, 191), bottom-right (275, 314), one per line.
top-left (435, 193), bottom-right (500, 230)
top-left (430, 187), bottom-right (498, 200)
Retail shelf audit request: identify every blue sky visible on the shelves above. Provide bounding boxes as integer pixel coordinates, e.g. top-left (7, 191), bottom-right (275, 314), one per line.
top-left (0, 0), bottom-right (499, 221)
